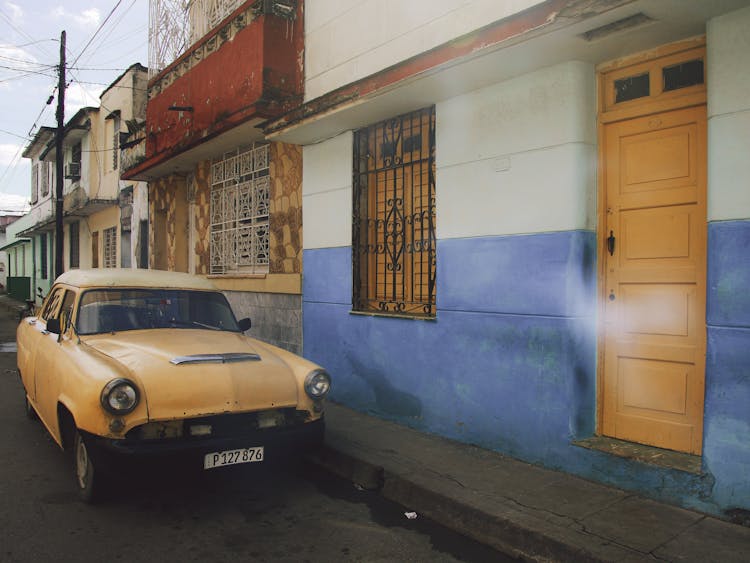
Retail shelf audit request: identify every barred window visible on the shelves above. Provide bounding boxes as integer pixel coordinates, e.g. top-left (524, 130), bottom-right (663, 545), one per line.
top-left (40, 162), bottom-right (49, 197)
top-left (112, 115), bottom-right (120, 171)
top-left (103, 226), bottom-right (117, 268)
top-left (30, 164), bottom-right (38, 204)
top-left (91, 231), bottom-right (99, 268)
top-left (40, 233), bottom-right (48, 280)
top-left (353, 106), bottom-right (437, 317)
top-left (210, 144), bottom-right (270, 275)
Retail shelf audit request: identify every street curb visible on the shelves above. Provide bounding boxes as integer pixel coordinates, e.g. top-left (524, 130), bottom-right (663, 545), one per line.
top-left (307, 444), bottom-right (609, 563)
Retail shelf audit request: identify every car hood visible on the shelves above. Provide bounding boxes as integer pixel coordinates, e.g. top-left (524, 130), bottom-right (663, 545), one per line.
top-left (82, 329), bottom-right (299, 420)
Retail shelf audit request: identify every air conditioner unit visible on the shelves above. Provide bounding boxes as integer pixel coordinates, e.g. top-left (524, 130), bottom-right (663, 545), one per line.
top-left (65, 162), bottom-right (81, 180)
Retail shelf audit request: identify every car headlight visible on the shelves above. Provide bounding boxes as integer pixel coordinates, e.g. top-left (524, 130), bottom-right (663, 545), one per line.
top-left (100, 378), bottom-right (139, 414)
top-left (304, 369), bottom-right (331, 400)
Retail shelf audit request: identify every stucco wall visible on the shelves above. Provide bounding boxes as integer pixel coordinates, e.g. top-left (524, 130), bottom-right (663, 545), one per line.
top-left (302, 58), bottom-right (600, 486)
top-left (302, 39), bottom-right (750, 518)
top-left (704, 5), bottom-right (750, 516)
top-left (304, 0), bottom-right (545, 101)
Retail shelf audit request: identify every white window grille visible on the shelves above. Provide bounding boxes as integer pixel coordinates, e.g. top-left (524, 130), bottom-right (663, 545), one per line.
top-left (112, 115), bottom-right (120, 171)
top-left (30, 163), bottom-right (38, 204)
top-left (103, 227), bottom-right (118, 268)
top-left (40, 162), bottom-right (49, 197)
top-left (149, 0), bottom-right (189, 79)
top-left (210, 144), bottom-right (270, 275)
top-left (148, 0), bottom-right (243, 78)
top-left (189, 0), bottom-right (244, 44)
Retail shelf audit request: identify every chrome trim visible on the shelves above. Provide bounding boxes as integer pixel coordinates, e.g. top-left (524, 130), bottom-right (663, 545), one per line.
top-left (170, 352), bottom-right (261, 365)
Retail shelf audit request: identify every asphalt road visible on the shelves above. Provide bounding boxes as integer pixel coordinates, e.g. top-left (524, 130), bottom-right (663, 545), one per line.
top-left (0, 307), bottom-right (508, 563)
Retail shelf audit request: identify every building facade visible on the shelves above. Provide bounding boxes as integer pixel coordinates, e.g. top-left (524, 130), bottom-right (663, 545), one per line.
top-left (265, 0), bottom-right (750, 520)
top-left (16, 64), bottom-right (149, 305)
top-left (124, 0), bottom-right (306, 353)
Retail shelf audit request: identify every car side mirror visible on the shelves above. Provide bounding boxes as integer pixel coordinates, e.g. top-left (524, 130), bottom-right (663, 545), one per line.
top-left (46, 318), bottom-right (61, 334)
top-left (238, 318), bottom-right (251, 332)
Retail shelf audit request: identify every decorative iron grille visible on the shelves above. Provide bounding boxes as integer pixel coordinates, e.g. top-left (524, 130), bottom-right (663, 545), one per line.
top-left (353, 106), bottom-right (437, 317)
top-left (149, 0), bottom-right (189, 79)
top-left (103, 227), bottom-right (117, 268)
top-left (210, 144), bottom-right (270, 275)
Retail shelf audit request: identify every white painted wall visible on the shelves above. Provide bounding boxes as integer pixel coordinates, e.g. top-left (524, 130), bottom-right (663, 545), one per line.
top-left (302, 61), bottom-right (597, 248)
top-left (302, 131), bottom-right (353, 249)
top-left (436, 60), bottom-right (596, 239)
top-left (304, 0), bottom-right (545, 101)
top-left (707, 5), bottom-right (750, 222)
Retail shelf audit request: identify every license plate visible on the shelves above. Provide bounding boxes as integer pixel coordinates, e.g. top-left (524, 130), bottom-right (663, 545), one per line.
top-left (204, 447), bottom-right (264, 469)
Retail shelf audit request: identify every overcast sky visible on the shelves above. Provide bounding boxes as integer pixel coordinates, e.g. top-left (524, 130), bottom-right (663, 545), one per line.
top-left (0, 0), bottom-right (148, 208)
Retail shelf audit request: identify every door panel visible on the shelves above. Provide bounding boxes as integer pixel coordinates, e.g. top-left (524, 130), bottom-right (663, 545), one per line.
top-left (602, 105), bottom-right (706, 455)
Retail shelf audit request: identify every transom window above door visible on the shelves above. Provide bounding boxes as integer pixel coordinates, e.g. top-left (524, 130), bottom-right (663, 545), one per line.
top-left (600, 40), bottom-right (706, 120)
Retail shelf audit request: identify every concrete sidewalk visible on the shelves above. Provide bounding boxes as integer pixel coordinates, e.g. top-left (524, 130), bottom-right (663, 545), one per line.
top-left (312, 402), bottom-right (750, 562)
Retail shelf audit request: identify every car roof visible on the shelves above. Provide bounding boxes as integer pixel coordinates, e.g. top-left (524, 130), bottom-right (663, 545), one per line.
top-left (54, 269), bottom-right (219, 291)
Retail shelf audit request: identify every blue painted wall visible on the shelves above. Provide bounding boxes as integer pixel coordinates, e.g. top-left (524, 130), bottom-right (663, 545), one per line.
top-left (303, 223), bottom-right (750, 518)
top-left (704, 220), bottom-right (750, 514)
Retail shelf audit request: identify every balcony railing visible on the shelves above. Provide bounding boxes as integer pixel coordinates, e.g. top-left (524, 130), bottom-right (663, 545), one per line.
top-left (149, 0), bottom-right (247, 79)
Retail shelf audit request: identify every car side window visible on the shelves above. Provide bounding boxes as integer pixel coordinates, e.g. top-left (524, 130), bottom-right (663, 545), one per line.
top-left (60, 290), bottom-right (77, 332)
top-left (40, 288), bottom-right (65, 322)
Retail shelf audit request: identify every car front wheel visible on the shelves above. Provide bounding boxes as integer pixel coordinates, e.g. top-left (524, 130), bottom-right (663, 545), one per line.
top-left (74, 430), bottom-right (104, 503)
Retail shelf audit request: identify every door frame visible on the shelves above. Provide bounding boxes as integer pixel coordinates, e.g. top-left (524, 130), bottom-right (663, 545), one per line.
top-left (595, 36), bottom-right (708, 439)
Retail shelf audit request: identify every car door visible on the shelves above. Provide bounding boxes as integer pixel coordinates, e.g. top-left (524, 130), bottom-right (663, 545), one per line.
top-left (18, 287), bottom-right (63, 405)
top-left (32, 286), bottom-right (76, 436)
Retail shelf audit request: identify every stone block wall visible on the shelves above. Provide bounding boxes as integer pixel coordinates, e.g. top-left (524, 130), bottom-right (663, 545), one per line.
top-left (269, 142), bottom-right (303, 275)
top-left (225, 291), bottom-right (302, 355)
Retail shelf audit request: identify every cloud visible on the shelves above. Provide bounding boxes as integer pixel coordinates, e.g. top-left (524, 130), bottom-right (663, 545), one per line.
top-left (0, 143), bottom-right (23, 167)
top-left (0, 43), bottom-right (39, 68)
top-left (52, 6), bottom-right (101, 28)
top-left (64, 81), bottom-right (104, 114)
top-left (0, 192), bottom-right (30, 213)
top-left (4, 2), bottom-right (23, 25)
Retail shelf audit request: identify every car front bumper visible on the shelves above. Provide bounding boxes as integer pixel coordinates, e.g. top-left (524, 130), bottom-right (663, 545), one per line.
top-left (83, 417), bottom-right (325, 472)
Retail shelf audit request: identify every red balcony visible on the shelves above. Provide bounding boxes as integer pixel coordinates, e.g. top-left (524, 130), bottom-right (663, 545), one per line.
top-left (124, 0), bottom-right (303, 180)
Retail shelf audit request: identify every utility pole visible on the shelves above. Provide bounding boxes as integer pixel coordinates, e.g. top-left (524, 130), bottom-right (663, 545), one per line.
top-left (54, 30), bottom-right (66, 280)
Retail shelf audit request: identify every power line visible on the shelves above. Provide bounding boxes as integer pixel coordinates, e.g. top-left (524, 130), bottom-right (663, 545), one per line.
top-left (69, 0), bottom-right (124, 69)
top-left (73, 80), bottom-right (147, 92)
top-left (0, 128), bottom-right (32, 142)
top-left (0, 7), bottom-right (55, 60)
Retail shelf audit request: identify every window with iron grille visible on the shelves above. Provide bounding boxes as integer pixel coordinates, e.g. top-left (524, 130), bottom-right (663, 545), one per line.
top-left (30, 164), bottom-right (38, 204)
top-left (40, 234), bottom-right (48, 280)
top-left (209, 144), bottom-right (270, 275)
top-left (40, 162), bottom-right (49, 197)
top-left (103, 226), bottom-right (117, 268)
top-left (353, 106), bottom-right (437, 317)
top-left (69, 221), bottom-right (80, 269)
top-left (112, 115), bottom-right (120, 171)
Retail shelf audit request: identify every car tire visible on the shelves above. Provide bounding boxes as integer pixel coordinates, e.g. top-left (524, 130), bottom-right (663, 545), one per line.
top-left (24, 395), bottom-right (37, 420)
top-left (73, 430), bottom-right (104, 503)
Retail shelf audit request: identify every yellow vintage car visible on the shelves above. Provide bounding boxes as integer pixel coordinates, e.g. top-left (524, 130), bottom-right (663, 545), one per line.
top-left (17, 269), bottom-right (331, 502)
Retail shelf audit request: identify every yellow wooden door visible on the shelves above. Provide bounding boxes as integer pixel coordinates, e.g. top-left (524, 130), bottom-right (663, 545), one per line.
top-left (602, 105), bottom-right (707, 455)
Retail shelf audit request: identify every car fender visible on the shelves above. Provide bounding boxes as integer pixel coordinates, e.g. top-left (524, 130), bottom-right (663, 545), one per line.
top-left (37, 336), bottom-right (149, 444)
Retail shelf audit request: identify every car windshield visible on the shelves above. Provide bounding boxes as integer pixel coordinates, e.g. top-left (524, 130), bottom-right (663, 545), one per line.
top-left (75, 288), bottom-right (241, 335)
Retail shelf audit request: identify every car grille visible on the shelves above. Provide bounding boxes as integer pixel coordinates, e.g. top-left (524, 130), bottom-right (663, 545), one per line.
top-left (126, 408), bottom-right (312, 441)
